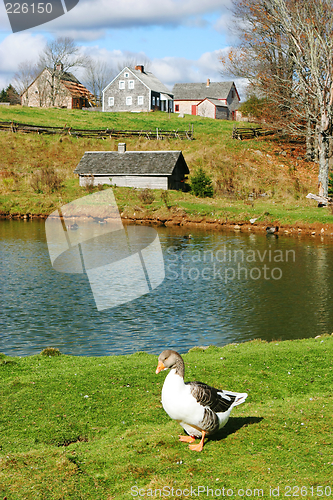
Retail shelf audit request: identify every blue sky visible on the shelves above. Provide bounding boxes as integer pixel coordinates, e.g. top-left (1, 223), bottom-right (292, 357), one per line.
top-left (0, 0), bottom-right (246, 97)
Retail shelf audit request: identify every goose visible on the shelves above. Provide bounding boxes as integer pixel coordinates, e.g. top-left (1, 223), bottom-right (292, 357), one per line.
top-left (266, 226), bottom-right (279, 234)
top-left (66, 222), bottom-right (78, 230)
top-left (156, 349), bottom-right (248, 451)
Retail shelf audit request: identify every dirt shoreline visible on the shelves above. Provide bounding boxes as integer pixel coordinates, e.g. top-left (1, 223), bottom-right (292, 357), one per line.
top-left (2, 211), bottom-right (333, 238)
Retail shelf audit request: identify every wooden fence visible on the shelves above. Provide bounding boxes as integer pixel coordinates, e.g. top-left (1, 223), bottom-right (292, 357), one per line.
top-left (0, 121), bottom-right (194, 140)
top-left (232, 126), bottom-right (275, 140)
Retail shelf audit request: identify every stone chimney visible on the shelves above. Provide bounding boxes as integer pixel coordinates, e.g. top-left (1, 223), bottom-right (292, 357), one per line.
top-left (118, 143), bottom-right (126, 153)
top-left (135, 65), bottom-right (144, 73)
top-left (55, 62), bottom-right (64, 72)
top-left (206, 78), bottom-right (210, 87)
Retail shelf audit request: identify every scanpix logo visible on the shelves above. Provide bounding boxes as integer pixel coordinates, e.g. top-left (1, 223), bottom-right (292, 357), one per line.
top-left (45, 189), bottom-right (165, 311)
top-left (4, 0), bottom-right (80, 33)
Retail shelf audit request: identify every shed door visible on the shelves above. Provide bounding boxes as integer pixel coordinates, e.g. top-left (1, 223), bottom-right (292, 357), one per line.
top-left (191, 105), bottom-right (197, 116)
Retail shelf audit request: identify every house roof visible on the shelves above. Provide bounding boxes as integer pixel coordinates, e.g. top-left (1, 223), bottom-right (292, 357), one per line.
top-left (74, 151), bottom-right (189, 176)
top-left (54, 70), bottom-right (94, 101)
top-left (173, 81), bottom-right (236, 100)
top-left (129, 68), bottom-right (173, 96)
top-left (103, 67), bottom-right (173, 97)
top-left (198, 97), bottom-right (229, 108)
top-left (60, 78), bottom-right (94, 100)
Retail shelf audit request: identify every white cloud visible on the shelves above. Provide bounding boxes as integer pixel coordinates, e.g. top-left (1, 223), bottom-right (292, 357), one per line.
top-left (151, 49), bottom-right (226, 86)
top-left (0, 33), bottom-right (46, 73)
top-left (33, 0), bottom-right (231, 33)
top-left (151, 50), bottom-right (248, 98)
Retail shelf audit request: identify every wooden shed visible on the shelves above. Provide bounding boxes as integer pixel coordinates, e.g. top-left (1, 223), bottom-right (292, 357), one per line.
top-left (74, 144), bottom-right (189, 190)
top-left (197, 98), bottom-right (230, 120)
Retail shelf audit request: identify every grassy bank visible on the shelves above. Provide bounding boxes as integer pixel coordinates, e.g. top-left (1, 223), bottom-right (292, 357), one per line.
top-left (0, 337), bottom-right (332, 499)
top-left (1, 106), bottom-right (333, 228)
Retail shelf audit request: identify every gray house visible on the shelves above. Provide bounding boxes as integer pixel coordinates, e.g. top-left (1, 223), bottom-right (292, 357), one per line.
top-left (74, 143), bottom-right (189, 190)
top-left (172, 80), bottom-right (240, 119)
top-left (102, 65), bottom-right (173, 113)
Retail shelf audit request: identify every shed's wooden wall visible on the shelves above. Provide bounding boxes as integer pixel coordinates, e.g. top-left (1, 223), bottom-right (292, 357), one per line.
top-left (80, 175), bottom-right (168, 190)
top-left (197, 100), bottom-right (215, 119)
top-left (215, 106), bottom-right (229, 120)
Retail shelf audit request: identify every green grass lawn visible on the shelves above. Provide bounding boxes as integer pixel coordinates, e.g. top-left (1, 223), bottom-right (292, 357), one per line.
top-left (0, 337), bottom-right (332, 499)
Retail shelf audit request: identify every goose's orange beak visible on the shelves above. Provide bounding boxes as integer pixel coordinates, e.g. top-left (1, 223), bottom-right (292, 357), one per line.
top-left (155, 361), bottom-right (165, 374)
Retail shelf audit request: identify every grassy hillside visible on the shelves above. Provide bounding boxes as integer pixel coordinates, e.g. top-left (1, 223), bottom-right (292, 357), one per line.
top-left (0, 337), bottom-right (332, 499)
top-left (1, 106), bottom-right (332, 227)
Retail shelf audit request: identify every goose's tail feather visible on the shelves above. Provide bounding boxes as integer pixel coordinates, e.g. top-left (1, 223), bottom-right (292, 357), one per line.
top-left (223, 391), bottom-right (248, 407)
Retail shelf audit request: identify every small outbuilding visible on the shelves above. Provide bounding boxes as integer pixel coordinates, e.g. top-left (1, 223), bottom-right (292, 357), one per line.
top-left (196, 98), bottom-right (230, 120)
top-left (74, 143), bottom-right (189, 190)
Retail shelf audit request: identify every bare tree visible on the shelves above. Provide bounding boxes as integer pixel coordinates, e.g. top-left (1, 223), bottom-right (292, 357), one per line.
top-left (264, 0), bottom-right (333, 197)
top-left (38, 37), bottom-right (88, 107)
top-left (39, 36), bottom-right (87, 73)
top-left (12, 61), bottom-right (41, 104)
top-left (221, 0), bottom-right (297, 128)
top-left (223, 0), bottom-right (333, 197)
top-left (83, 59), bottom-right (115, 106)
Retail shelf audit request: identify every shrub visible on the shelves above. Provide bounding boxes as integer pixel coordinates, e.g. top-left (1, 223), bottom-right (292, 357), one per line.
top-left (84, 175), bottom-right (95, 193)
top-left (190, 168), bottom-right (214, 198)
top-left (161, 190), bottom-right (171, 209)
top-left (31, 166), bottom-right (63, 193)
top-left (239, 94), bottom-right (267, 119)
top-left (40, 347), bottom-right (61, 357)
top-left (138, 188), bottom-right (155, 205)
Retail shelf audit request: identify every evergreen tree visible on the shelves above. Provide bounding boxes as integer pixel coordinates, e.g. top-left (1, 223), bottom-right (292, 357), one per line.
top-left (190, 168), bottom-right (214, 198)
top-left (0, 88), bottom-right (8, 102)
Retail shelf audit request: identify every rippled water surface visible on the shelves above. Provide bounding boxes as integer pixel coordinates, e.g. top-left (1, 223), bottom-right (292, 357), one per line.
top-left (1, 219), bottom-right (333, 357)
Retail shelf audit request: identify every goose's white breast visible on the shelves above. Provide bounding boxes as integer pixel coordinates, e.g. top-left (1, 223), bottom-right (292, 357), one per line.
top-left (161, 370), bottom-right (205, 424)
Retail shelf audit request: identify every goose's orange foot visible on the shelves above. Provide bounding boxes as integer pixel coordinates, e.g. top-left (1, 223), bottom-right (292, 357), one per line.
top-left (189, 431), bottom-right (206, 452)
top-left (179, 435), bottom-right (196, 443)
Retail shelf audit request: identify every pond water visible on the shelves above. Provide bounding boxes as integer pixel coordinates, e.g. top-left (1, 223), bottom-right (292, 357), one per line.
top-left (1, 219), bottom-right (333, 357)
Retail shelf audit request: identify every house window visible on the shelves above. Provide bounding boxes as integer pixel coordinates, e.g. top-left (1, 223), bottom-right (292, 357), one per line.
top-left (138, 96), bottom-right (144, 105)
top-left (157, 97), bottom-right (160, 106)
top-left (124, 72), bottom-right (129, 78)
top-left (108, 97), bottom-right (114, 106)
top-left (119, 80), bottom-right (125, 89)
top-left (152, 96), bottom-right (155, 106)
top-left (128, 80), bottom-right (134, 89)
top-left (126, 96), bottom-right (132, 105)
top-left (175, 104), bottom-right (179, 112)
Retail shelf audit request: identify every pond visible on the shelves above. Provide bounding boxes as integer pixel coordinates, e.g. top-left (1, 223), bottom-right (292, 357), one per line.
top-left (1, 219), bottom-right (333, 357)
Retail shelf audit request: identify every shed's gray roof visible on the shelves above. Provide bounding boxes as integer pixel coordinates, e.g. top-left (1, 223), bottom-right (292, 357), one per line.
top-left (173, 81), bottom-right (234, 100)
top-left (129, 68), bottom-right (173, 96)
top-left (74, 151), bottom-right (189, 176)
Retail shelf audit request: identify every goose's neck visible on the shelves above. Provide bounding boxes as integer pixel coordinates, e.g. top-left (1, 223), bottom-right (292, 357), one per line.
top-left (172, 357), bottom-right (185, 378)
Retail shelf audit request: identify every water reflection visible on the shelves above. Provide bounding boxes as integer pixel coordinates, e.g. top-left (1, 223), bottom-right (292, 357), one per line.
top-left (1, 219), bottom-right (333, 357)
